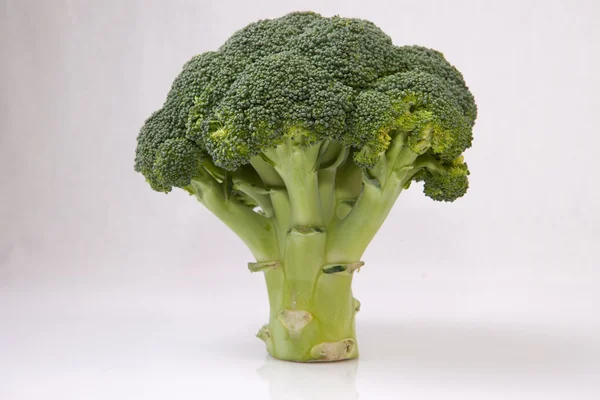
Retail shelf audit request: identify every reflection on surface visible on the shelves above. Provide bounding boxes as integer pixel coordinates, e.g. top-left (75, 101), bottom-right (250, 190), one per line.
top-left (257, 357), bottom-right (359, 400)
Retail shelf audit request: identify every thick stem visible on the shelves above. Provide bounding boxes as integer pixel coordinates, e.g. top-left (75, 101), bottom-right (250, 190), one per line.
top-left (198, 133), bottom-right (429, 361)
top-left (258, 236), bottom-right (359, 362)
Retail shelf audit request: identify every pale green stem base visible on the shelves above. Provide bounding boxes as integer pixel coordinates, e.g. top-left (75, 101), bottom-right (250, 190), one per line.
top-left (256, 232), bottom-right (360, 362)
top-left (260, 268), bottom-right (359, 362)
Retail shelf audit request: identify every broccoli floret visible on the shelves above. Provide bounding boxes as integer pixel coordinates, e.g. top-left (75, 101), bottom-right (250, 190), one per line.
top-left (350, 90), bottom-right (396, 167)
top-left (134, 11), bottom-right (478, 363)
top-left (374, 70), bottom-right (473, 160)
top-left (153, 138), bottom-right (203, 190)
top-left (413, 156), bottom-right (470, 202)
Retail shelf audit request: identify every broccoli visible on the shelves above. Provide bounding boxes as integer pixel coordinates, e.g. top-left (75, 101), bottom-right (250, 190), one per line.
top-left (134, 11), bottom-right (477, 362)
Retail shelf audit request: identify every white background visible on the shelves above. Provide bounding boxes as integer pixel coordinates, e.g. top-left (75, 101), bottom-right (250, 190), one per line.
top-left (1, 0), bottom-right (599, 399)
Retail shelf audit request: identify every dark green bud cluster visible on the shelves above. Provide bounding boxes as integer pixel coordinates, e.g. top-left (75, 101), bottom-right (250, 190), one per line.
top-left (373, 70), bottom-right (473, 161)
top-left (414, 157), bottom-right (470, 202)
top-left (134, 11), bottom-right (477, 201)
top-left (153, 138), bottom-right (203, 190)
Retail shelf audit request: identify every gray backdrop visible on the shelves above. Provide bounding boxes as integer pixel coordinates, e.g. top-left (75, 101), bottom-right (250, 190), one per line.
top-left (1, 0), bottom-right (599, 399)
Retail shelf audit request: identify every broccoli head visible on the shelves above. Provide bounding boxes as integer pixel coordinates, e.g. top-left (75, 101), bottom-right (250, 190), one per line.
top-left (134, 11), bottom-right (477, 362)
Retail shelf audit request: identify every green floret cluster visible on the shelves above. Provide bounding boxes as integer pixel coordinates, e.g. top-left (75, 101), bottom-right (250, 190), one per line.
top-left (133, 11), bottom-right (478, 363)
top-left (135, 11), bottom-right (476, 199)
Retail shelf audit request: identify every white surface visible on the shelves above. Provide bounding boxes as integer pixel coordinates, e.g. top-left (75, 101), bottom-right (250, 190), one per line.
top-left (1, 0), bottom-right (599, 399)
top-left (1, 278), bottom-right (599, 399)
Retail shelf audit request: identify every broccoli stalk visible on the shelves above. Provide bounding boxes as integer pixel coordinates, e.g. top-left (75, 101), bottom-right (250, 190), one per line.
top-left (134, 11), bottom-right (477, 362)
